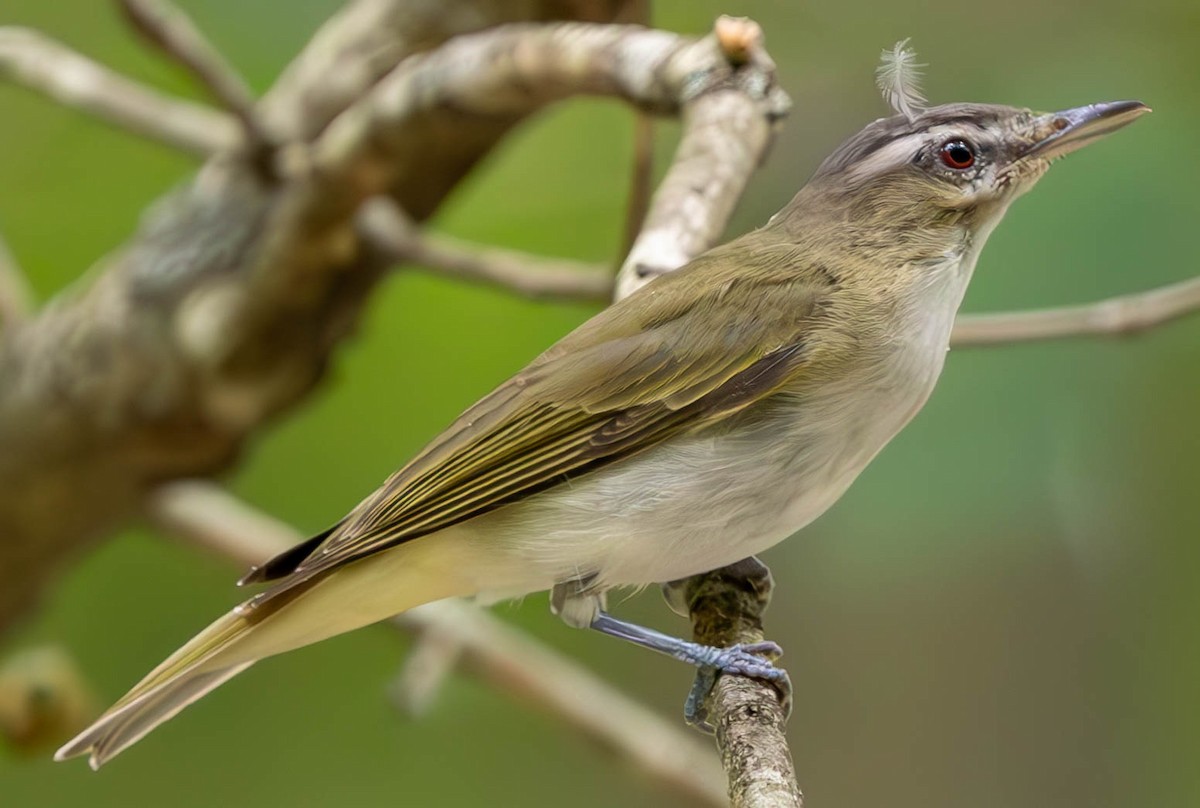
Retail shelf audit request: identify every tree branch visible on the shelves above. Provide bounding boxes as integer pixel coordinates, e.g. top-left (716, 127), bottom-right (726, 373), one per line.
top-left (683, 562), bottom-right (803, 808)
top-left (146, 481), bottom-right (727, 808)
top-left (614, 16), bottom-right (787, 298)
top-left (6, 20), bottom-right (1189, 348)
top-left (115, 0), bottom-right (254, 114)
top-left (620, 112), bottom-right (655, 261)
top-left (116, 0), bottom-right (267, 149)
top-left (952, 275), bottom-right (1200, 346)
top-left (617, 0), bottom-right (653, 261)
top-left (0, 26), bottom-right (237, 155)
top-left (360, 199), bottom-right (611, 301)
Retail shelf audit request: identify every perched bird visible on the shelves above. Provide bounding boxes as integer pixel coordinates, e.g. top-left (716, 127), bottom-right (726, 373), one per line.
top-left (56, 57), bottom-right (1148, 768)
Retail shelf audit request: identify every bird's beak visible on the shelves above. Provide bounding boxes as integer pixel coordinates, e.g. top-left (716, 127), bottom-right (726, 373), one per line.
top-left (1024, 100), bottom-right (1151, 159)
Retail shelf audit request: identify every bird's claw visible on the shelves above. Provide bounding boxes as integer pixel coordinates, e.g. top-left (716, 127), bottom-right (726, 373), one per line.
top-left (682, 642), bottom-right (793, 733)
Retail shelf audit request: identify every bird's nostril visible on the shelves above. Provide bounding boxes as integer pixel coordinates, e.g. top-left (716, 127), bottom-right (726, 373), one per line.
top-left (1052, 116), bottom-right (1071, 131)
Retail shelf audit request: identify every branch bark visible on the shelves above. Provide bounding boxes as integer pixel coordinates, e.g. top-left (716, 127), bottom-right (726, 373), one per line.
top-left (683, 562), bottom-right (802, 808)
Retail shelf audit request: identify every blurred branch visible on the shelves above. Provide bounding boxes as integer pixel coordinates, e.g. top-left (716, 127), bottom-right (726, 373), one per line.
top-left (620, 112), bottom-right (655, 261)
top-left (0, 233), bottom-right (34, 328)
top-left (0, 26), bottom-right (237, 155)
top-left (390, 621), bottom-right (464, 716)
top-left (618, 0), bottom-right (653, 261)
top-left (952, 275), bottom-right (1200, 346)
top-left (0, 646), bottom-right (99, 754)
top-left (116, 0), bottom-right (268, 149)
top-left (360, 199), bottom-right (611, 301)
top-left (146, 480), bottom-right (728, 808)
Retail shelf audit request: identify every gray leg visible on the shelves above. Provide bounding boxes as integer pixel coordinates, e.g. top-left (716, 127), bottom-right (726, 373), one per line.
top-left (553, 568), bottom-right (790, 731)
top-left (588, 611), bottom-right (790, 730)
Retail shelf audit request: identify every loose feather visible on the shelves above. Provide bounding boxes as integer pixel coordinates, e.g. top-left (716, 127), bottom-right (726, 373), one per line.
top-left (876, 39), bottom-right (926, 121)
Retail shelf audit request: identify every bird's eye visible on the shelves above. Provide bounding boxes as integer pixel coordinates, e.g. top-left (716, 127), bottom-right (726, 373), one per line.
top-left (939, 139), bottom-right (976, 170)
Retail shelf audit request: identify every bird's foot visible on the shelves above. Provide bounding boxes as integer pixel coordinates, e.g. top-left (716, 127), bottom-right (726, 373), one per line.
top-left (586, 611), bottom-right (790, 732)
top-left (682, 641), bottom-right (792, 733)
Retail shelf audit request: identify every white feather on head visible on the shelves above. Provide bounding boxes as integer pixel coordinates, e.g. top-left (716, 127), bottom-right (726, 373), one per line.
top-left (876, 39), bottom-right (926, 122)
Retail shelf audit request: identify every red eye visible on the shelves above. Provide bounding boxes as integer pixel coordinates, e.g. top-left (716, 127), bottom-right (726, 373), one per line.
top-left (940, 139), bottom-right (976, 169)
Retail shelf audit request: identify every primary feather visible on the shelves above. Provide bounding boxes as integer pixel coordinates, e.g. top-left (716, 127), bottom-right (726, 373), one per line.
top-left (876, 39), bottom-right (926, 121)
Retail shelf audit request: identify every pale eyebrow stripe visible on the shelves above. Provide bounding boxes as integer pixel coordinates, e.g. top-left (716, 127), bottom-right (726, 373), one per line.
top-left (846, 123), bottom-right (993, 182)
top-left (846, 133), bottom-right (927, 181)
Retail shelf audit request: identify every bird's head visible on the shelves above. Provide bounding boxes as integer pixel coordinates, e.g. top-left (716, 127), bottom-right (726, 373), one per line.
top-left (813, 100), bottom-right (1148, 209)
top-left (776, 100), bottom-right (1150, 273)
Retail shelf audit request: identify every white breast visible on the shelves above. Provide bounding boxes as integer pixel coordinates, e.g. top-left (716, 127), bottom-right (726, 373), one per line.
top-left (468, 257), bottom-right (977, 595)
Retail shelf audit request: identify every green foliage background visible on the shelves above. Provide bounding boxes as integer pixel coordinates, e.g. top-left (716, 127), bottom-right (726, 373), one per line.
top-left (1, 1), bottom-right (1197, 805)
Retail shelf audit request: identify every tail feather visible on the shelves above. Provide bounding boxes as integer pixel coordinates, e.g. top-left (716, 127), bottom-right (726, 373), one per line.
top-left (56, 532), bottom-right (484, 768)
top-left (55, 608), bottom-right (252, 768)
top-left (57, 663), bottom-right (253, 770)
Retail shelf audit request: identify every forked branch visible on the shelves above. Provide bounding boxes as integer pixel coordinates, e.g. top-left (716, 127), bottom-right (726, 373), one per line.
top-left (116, 0), bottom-right (266, 147)
top-left (0, 26), bottom-right (236, 155)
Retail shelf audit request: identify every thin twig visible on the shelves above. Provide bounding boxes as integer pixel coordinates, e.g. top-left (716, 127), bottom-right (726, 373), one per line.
top-left (620, 112), bottom-right (655, 261)
top-left (0, 233), bottom-right (34, 328)
top-left (116, 0), bottom-right (267, 147)
top-left (952, 275), bottom-right (1200, 346)
top-left (617, 0), bottom-right (653, 261)
top-left (0, 27), bottom-right (236, 156)
top-left (146, 480), bottom-right (727, 808)
top-left (360, 199), bottom-right (611, 302)
top-left (389, 627), bottom-right (464, 717)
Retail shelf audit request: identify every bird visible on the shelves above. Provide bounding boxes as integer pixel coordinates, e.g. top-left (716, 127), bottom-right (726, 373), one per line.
top-left (56, 81), bottom-right (1148, 768)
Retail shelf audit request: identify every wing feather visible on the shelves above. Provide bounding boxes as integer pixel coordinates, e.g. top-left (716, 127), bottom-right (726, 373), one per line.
top-left (246, 243), bottom-right (834, 602)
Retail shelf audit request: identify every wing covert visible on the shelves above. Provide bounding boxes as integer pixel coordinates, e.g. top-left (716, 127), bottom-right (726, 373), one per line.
top-left (254, 245), bottom-right (835, 590)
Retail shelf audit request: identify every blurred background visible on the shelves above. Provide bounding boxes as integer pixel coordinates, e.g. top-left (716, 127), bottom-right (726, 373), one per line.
top-left (1, 0), bottom-right (1197, 805)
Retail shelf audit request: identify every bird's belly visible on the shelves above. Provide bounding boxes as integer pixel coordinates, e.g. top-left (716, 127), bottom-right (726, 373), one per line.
top-left (480, 357), bottom-right (942, 590)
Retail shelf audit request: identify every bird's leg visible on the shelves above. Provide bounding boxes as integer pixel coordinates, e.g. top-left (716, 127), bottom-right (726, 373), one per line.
top-left (660, 556), bottom-right (792, 731)
top-left (551, 567), bottom-right (790, 732)
top-left (587, 611), bottom-right (789, 730)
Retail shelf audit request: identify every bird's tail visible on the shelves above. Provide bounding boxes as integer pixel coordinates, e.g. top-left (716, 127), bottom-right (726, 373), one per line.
top-left (55, 532), bottom-right (481, 769)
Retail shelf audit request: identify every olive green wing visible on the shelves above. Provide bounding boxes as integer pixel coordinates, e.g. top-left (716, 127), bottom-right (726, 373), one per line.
top-left (249, 247), bottom-right (831, 592)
